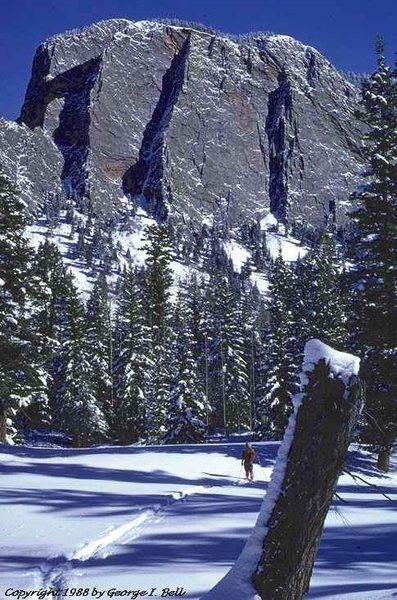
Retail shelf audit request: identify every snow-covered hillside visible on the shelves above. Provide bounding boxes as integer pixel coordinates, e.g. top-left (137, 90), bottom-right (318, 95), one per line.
top-left (26, 207), bottom-right (159, 298)
top-left (26, 204), bottom-right (307, 301)
top-left (0, 443), bottom-right (395, 599)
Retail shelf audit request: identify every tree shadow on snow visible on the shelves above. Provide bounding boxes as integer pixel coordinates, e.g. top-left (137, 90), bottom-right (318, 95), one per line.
top-left (0, 441), bottom-right (279, 461)
top-left (72, 524), bottom-right (256, 571)
top-left (0, 486), bottom-right (169, 517)
top-left (332, 483), bottom-right (396, 510)
top-left (344, 448), bottom-right (392, 481)
top-left (307, 522), bottom-right (397, 597)
top-left (0, 460), bottom-right (218, 484)
top-left (0, 489), bottom-right (263, 581)
top-left (0, 452), bottom-right (268, 517)
top-left (307, 582), bottom-right (397, 598)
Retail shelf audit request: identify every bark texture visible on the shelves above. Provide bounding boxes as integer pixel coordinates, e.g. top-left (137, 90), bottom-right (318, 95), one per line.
top-left (253, 358), bottom-right (363, 600)
top-left (0, 410), bottom-right (7, 443)
top-left (377, 447), bottom-right (391, 473)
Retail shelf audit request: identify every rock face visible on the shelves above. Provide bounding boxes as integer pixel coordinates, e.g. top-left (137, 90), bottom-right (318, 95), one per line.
top-left (1, 19), bottom-right (364, 226)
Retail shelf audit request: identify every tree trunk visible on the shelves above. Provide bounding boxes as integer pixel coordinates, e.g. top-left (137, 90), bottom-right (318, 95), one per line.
top-left (0, 409), bottom-right (7, 442)
top-left (253, 355), bottom-right (363, 600)
top-left (377, 447), bottom-right (391, 473)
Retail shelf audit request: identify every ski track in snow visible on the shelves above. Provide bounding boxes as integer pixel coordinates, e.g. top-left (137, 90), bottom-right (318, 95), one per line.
top-left (33, 484), bottom-right (212, 596)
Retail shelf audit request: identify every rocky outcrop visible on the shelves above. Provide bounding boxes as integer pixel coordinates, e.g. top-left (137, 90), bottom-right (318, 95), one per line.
top-left (122, 31), bottom-right (191, 220)
top-left (0, 119), bottom-right (62, 207)
top-left (1, 19), bottom-right (364, 226)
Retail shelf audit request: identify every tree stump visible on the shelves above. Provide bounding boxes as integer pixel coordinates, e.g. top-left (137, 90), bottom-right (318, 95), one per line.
top-left (377, 447), bottom-right (391, 472)
top-left (253, 340), bottom-right (363, 600)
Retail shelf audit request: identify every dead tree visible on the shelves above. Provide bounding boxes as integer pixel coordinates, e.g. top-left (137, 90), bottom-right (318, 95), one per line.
top-left (253, 341), bottom-right (363, 600)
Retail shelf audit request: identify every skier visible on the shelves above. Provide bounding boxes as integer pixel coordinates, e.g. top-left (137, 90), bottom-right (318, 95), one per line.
top-left (241, 442), bottom-right (256, 481)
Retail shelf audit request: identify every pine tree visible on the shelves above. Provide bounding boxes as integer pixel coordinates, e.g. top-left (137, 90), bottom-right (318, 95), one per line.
top-left (205, 272), bottom-right (251, 435)
top-left (86, 273), bottom-right (113, 427)
top-left (296, 232), bottom-right (347, 348)
top-left (241, 283), bottom-right (264, 433)
top-left (28, 239), bottom-right (75, 428)
top-left (191, 277), bottom-right (211, 428)
top-left (345, 41), bottom-right (397, 470)
top-left (224, 298), bottom-right (251, 433)
top-left (183, 274), bottom-right (205, 361)
top-left (145, 343), bottom-right (173, 443)
top-left (54, 275), bottom-right (107, 447)
top-left (112, 267), bottom-right (151, 444)
top-left (143, 224), bottom-right (174, 344)
top-left (0, 168), bottom-right (43, 441)
top-left (143, 224), bottom-right (174, 442)
top-left (256, 253), bottom-right (297, 439)
top-left (162, 292), bottom-right (206, 444)
top-left (204, 272), bottom-right (229, 433)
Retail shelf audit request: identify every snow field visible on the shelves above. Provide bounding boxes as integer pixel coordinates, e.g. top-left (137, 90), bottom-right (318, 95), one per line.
top-left (0, 443), bottom-right (395, 600)
top-left (0, 443), bottom-right (274, 598)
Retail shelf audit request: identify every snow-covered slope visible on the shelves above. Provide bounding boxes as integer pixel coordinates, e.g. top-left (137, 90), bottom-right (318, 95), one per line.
top-left (0, 442), bottom-right (395, 599)
top-left (26, 205), bottom-right (307, 299)
top-left (26, 207), bottom-right (203, 299)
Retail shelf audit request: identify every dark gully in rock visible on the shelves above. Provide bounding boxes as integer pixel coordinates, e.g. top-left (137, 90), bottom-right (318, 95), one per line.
top-left (1, 19), bottom-right (364, 227)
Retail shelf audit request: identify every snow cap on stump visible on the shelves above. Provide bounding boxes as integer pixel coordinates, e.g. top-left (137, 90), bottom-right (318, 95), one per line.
top-left (301, 338), bottom-right (360, 389)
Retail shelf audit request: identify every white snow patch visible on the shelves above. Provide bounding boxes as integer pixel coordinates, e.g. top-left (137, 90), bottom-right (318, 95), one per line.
top-left (266, 231), bottom-right (306, 261)
top-left (26, 216), bottom-right (94, 298)
top-left (224, 240), bottom-right (251, 273)
top-left (258, 213), bottom-right (307, 261)
top-left (259, 212), bottom-right (278, 228)
top-left (0, 118), bottom-right (20, 131)
top-left (25, 208), bottom-right (203, 301)
top-left (202, 215), bottom-right (214, 227)
top-left (250, 272), bottom-right (270, 295)
top-left (301, 338), bottom-right (360, 389)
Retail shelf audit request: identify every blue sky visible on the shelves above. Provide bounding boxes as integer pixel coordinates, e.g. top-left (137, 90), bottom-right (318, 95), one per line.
top-left (1, 0), bottom-right (397, 119)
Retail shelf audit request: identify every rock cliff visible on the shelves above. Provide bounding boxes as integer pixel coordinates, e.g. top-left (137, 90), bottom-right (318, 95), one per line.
top-left (1, 19), bottom-right (364, 227)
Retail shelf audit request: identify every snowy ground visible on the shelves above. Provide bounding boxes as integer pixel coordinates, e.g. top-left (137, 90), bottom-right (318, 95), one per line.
top-left (0, 443), bottom-right (395, 599)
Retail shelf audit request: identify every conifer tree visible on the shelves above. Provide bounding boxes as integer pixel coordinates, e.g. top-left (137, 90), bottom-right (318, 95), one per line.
top-left (223, 294), bottom-right (251, 433)
top-left (241, 283), bottom-right (264, 432)
top-left (204, 272), bottom-right (229, 432)
top-left (205, 272), bottom-right (251, 434)
top-left (162, 293), bottom-right (206, 444)
top-left (0, 168), bottom-right (43, 441)
top-left (143, 224), bottom-right (174, 442)
top-left (28, 239), bottom-right (76, 427)
top-left (112, 267), bottom-right (151, 443)
top-left (54, 275), bottom-right (107, 447)
top-left (256, 253), bottom-right (297, 439)
top-left (345, 41), bottom-right (397, 470)
top-left (183, 273), bottom-right (205, 363)
top-left (189, 272), bottom-right (214, 426)
top-left (296, 232), bottom-right (347, 348)
top-left (31, 240), bottom-right (71, 342)
top-left (143, 224), bottom-right (174, 344)
top-left (86, 273), bottom-right (113, 425)
top-left (145, 344), bottom-right (173, 443)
